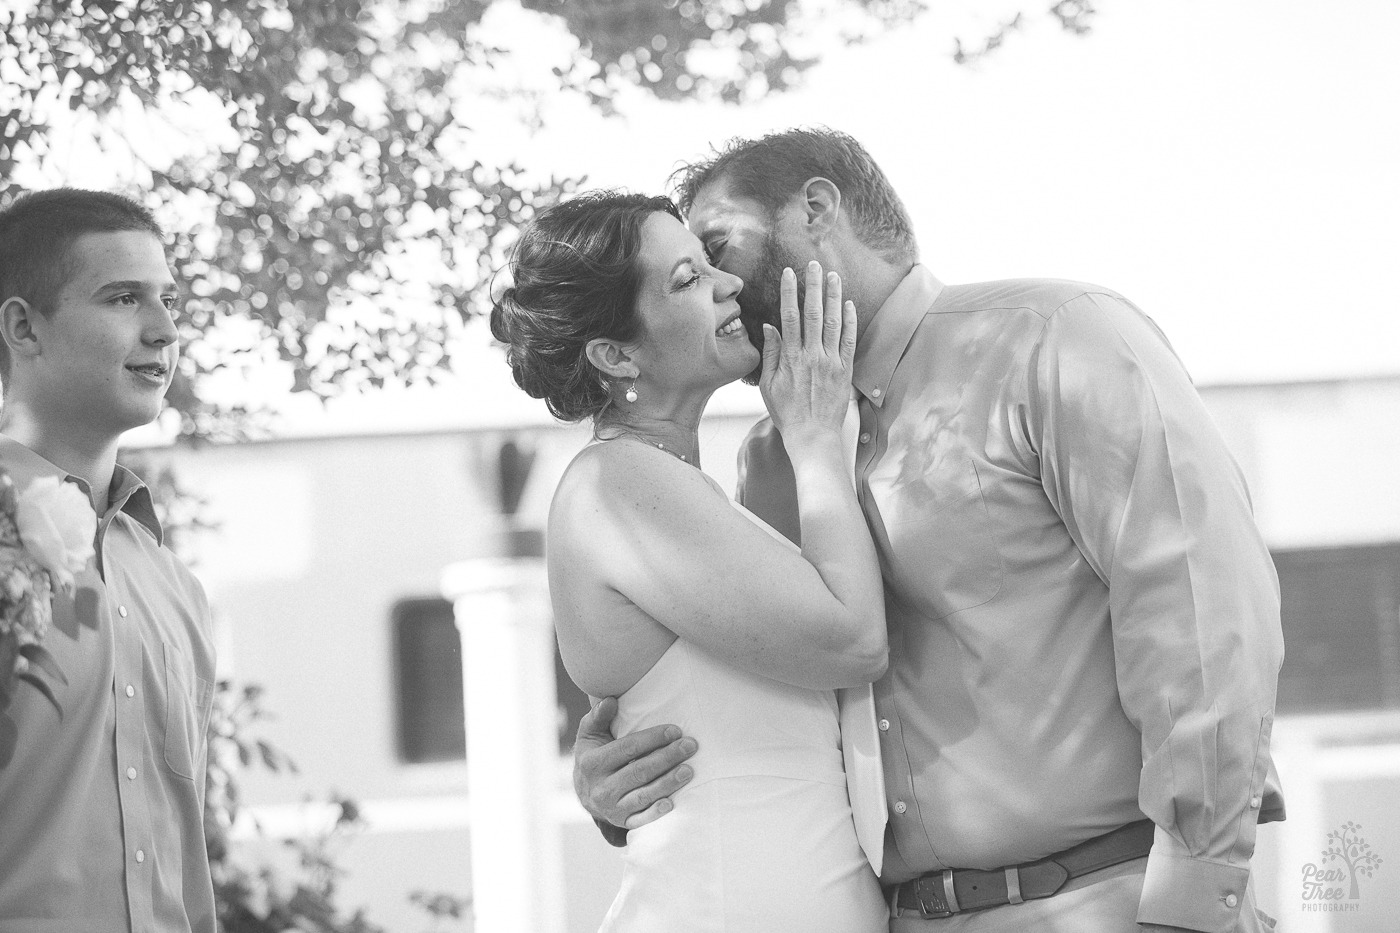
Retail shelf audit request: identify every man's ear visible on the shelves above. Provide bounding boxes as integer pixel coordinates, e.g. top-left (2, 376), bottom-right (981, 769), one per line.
top-left (584, 338), bottom-right (639, 381)
top-left (0, 297), bottom-right (42, 363)
top-left (799, 177), bottom-right (842, 239)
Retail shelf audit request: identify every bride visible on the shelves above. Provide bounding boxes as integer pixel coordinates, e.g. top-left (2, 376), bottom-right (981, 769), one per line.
top-left (490, 191), bottom-right (888, 932)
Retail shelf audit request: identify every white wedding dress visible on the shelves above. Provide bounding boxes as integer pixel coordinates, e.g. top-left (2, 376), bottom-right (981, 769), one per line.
top-left (598, 504), bottom-right (888, 933)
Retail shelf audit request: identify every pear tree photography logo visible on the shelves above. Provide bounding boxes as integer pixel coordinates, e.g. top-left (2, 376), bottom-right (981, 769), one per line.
top-left (1301, 821), bottom-right (1384, 912)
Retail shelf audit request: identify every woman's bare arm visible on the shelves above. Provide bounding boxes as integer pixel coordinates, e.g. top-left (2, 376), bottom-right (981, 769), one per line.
top-left (555, 263), bottom-right (885, 690)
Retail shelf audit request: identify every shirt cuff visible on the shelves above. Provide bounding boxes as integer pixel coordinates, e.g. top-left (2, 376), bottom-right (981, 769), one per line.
top-left (1137, 828), bottom-right (1249, 933)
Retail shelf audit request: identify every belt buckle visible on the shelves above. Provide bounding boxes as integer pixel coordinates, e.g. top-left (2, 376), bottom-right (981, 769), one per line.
top-left (913, 871), bottom-right (956, 919)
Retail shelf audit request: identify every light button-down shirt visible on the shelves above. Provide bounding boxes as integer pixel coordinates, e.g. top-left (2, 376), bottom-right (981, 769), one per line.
top-left (0, 436), bottom-right (217, 933)
top-left (738, 266), bottom-right (1284, 933)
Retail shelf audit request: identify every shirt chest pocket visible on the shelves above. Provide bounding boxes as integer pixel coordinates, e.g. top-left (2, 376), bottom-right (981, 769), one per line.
top-left (162, 641), bottom-right (215, 781)
top-left (872, 458), bottom-right (1004, 621)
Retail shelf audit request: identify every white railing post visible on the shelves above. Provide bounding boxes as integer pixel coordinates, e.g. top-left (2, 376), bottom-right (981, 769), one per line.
top-left (442, 557), bottom-right (563, 933)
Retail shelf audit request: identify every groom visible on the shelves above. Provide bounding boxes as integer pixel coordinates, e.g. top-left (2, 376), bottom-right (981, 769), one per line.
top-left (574, 128), bottom-right (1284, 932)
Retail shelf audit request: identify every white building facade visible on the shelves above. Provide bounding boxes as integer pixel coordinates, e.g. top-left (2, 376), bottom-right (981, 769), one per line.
top-left (149, 375), bottom-right (1400, 932)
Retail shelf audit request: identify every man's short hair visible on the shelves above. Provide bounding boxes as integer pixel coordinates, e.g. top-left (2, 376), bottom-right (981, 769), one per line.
top-left (0, 188), bottom-right (164, 381)
top-left (672, 127), bottom-right (917, 263)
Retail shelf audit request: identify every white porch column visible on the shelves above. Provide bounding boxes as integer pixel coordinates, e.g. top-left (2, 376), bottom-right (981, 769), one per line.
top-left (441, 557), bottom-right (564, 933)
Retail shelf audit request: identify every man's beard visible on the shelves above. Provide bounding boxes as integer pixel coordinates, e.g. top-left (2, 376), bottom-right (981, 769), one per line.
top-left (736, 227), bottom-right (809, 385)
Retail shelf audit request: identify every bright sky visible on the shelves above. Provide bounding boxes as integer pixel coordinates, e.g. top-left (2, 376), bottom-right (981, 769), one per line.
top-left (487, 0), bottom-right (1399, 388)
top-left (23, 0), bottom-right (1398, 436)
top-left (303, 0), bottom-right (1397, 437)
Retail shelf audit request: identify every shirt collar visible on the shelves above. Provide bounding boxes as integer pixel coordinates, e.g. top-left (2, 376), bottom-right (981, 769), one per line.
top-left (852, 264), bottom-right (945, 407)
top-left (109, 465), bottom-right (162, 544)
top-left (0, 434), bottom-right (164, 544)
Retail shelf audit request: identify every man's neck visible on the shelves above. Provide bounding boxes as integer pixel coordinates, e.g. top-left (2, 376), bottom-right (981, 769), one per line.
top-left (822, 237), bottom-right (915, 331)
top-left (856, 260), bottom-right (916, 328)
top-left (0, 405), bottom-right (121, 513)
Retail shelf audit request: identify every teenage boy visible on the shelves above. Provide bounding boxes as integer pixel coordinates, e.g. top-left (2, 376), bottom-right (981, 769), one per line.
top-left (0, 189), bottom-right (217, 933)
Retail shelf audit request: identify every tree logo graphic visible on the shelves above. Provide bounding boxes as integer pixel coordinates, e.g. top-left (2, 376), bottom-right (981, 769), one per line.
top-left (1301, 821), bottom-right (1384, 907)
top-left (1324, 822), bottom-right (1383, 899)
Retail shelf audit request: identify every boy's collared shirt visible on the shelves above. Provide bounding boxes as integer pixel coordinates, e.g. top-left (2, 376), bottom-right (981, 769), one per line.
top-left (0, 435), bottom-right (217, 933)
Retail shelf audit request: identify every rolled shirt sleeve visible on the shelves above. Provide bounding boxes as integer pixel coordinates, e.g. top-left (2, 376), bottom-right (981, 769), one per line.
top-left (1028, 292), bottom-right (1284, 931)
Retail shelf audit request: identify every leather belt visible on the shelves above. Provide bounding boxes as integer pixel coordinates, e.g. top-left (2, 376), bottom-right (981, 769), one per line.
top-left (889, 819), bottom-right (1155, 919)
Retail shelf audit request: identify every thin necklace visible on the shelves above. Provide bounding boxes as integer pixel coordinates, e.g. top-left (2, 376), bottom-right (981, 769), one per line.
top-left (650, 439), bottom-right (690, 463)
top-left (597, 422), bottom-right (697, 465)
top-left (605, 432), bottom-right (693, 465)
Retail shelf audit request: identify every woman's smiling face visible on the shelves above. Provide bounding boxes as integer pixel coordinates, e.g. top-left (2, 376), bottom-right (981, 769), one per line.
top-left (629, 211), bottom-right (757, 396)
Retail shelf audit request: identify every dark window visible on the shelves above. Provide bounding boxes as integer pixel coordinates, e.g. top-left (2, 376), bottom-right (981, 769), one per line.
top-left (393, 598), bottom-right (466, 763)
top-left (1274, 543), bottom-right (1400, 714)
top-left (392, 597), bottom-right (595, 762)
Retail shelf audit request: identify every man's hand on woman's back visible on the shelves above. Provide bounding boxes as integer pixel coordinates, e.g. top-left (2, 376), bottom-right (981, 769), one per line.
top-left (573, 697), bottom-right (699, 845)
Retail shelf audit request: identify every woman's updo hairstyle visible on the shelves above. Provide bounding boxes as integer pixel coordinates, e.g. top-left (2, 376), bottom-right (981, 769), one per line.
top-left (490, 191), bottom-right (682, 422)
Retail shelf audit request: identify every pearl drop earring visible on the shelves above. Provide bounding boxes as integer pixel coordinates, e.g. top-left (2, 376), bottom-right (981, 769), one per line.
top-left (625, 379), bottom-right (638, 403)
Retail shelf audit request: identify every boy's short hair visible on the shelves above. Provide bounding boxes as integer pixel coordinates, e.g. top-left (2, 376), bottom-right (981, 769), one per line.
top-left (0, 188), bottom-right (164, 381)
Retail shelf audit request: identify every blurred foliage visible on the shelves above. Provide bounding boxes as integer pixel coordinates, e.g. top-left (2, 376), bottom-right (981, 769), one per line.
top-left (204, 679), bottom-right (371, 933)
top-left (206, 679), bottom-right (471, 932)
top-left (953, 0), bottom-right (1095, 64)
top-left (2, 2), bottom-right (1097, 929)
top-left (408, 891), bottom-right (473, 932)
top-left (534, 0), bottom-right (922, 107)
top-left (0, 0), bottom-right (1095, 442)
top-left (1, 0), bottom-right (576, 441)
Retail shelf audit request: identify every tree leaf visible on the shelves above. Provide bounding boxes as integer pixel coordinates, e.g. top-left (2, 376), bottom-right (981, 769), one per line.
top-left (18, 643), bottom-right (67, 685)
top-left (17, 671), bottom-right (62, 718)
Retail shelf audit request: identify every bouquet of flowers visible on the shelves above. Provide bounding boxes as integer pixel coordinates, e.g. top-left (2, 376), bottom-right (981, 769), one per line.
top-left (0, 468), bottom-right (98, 740)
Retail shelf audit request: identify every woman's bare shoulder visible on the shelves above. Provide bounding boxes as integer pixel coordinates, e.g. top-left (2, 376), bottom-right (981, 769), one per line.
top-left (547, 442), bottom-right (684, 694)
top-left (552, 439), bottom-right (723, 520)
top-left (547, 438), bottom-right (737, 590)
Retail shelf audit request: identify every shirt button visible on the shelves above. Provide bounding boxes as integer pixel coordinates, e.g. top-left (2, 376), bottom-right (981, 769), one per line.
top-left (126, 766), bottom-right (137, 780)
top-left (1224, 894), bottom-right (1238, 908)
top-left (858, 432), bottom-right (871, 444)
top-left (870, 388), bottom-right (882, 398)
top-left (118, 605), bottom-right (129, 618)
top-left (135, 849), bottom-right (145, 864)
top-left (893, 801), bottom-right (907, 814)
top-left (126, 684), bottom-right (136, 698)
top-left (878, 719), bottom-right (890, 731)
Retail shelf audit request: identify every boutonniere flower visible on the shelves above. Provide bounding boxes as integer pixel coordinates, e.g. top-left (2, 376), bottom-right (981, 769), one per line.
top-left (0, 470), bottom-right (98, 732)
